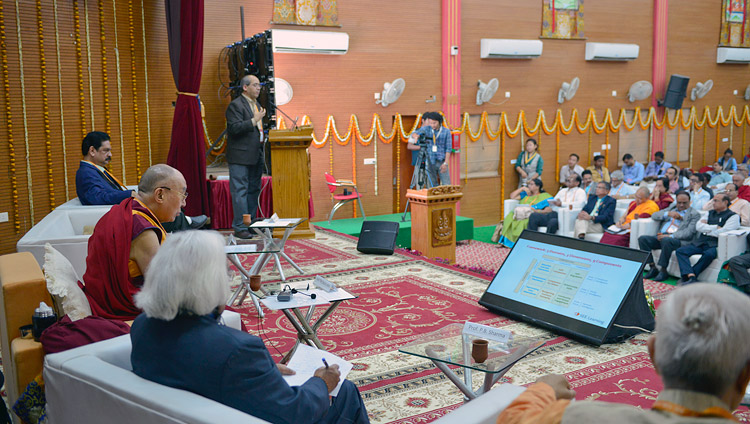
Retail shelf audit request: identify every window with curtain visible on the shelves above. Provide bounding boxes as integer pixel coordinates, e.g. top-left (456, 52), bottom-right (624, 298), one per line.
top-left (459, 114), bottom-right (501, 180)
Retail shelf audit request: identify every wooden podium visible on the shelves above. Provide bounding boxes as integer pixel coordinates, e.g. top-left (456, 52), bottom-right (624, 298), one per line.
top-left (406, 185), bottom-right (463, 263)
top-left (269, 125), bottom-right (315, 239)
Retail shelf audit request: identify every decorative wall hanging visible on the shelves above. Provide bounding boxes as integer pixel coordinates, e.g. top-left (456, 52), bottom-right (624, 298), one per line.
top-left (272, 0), bottom-right (339, 26)
top-left (719, 0), bottom-right (750, 47)
top-left (541, 0), bottom-right (585, 40)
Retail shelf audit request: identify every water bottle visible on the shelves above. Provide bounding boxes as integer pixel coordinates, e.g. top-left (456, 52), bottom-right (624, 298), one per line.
top-left (32, 302), bottom-right (57, 341)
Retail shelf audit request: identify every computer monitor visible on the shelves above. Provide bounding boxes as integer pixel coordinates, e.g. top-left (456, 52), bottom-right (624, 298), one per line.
top-left (479, 230), bottom-right (652, 345)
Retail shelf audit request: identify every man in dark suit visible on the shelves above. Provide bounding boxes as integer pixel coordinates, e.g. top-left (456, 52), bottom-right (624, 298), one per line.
top-left (226, 75), bottom-right (266, 239)
top-left (573, 181), bottom-right (616, 239)
top-left (639, 190), bottom-right (700, 282)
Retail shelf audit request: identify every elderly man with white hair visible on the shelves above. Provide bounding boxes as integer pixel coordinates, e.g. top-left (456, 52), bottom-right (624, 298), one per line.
top-left (497, 283), bottom-right (750, 423)
top-left (130, 230), bottom-right (370, 424)
top-left (608, 170), bottom-right (637, 199)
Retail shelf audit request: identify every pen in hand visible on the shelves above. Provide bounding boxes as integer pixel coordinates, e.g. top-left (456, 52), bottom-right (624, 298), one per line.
top-left (322, 358), bottom-right (329, 369)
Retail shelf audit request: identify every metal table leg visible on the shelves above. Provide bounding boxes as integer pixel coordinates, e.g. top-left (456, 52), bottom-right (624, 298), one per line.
top-left (430, 360), bottom-right (477, 400)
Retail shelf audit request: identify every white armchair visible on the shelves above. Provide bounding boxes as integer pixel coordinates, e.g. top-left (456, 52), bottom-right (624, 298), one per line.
top-left (503, 199), bottom-right (572, 235)
top-left (631, 218), bottom-right (750, 282)
top-left (566, 207), bottom-right (627, 242)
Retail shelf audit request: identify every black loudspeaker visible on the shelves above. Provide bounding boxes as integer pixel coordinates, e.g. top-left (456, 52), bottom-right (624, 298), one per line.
top-left (662, 74), bottom-right (690, 109)
top-left (357, 221), bottom-right (400, 255)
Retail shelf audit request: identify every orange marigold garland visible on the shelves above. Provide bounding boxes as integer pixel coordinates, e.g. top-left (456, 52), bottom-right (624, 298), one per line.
top-left (98, 0), bottom-right (111, 133)
top-left (36, 0), bottom-right (55, 207)
top-left (127, 0), bottom-right (141, 175)
top-left (53, 0), bottom-right (70, 201)
top-left (72, 0), bottom-right (87, 135)
top-left (0, 1), bottom-right (20, 232)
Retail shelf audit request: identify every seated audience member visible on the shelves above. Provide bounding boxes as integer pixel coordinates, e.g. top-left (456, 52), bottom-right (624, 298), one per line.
top-left (81, 164), bottom-right (186, 320)
top-left (497, 179), bottom-right (553, 248)
top-left (559, 153), bottom-right (584, 184)
top-left (600, 187), bottom-right (659, 247)
top-left (640, 191), bottom-right (700, 282)
top-left (728, 233), bottom-right (750, 295)
top-left (701, 172), bottom-right (715, 198)
top-left (737, 164), bottom-right (750, 185)
top-left (664, 166), bottom-right (685, 194)
top-left (650, 177), bottom-right (674, 209)
top-left (608, 170), bottom-right (636, 199)
top-left (528, 174), bottom-right (586, 235)
top-left (573, 182), bottom-right (616, 239)
top-left (515, 138), bottom-right (543, 188)
top-left (675, 194), bottom-right (739, 285)
top-left (688, 173), bottom-right (711, 211)
top-left (708, 162), bottom-right (732, 188)
top-left (679, 167), bottom-right (693, 187)
top-left (497, 283), bottom-right (750, 424)
top-left (581, 170), bottom-right (595, 196)
top-left (620, 153), bottom-right (644, 185)
top-left (585, 155), bottom-right (610, 183)
top-left (76, 131), bottom-right (208, 231)
top-left (131, 231), bottom-right (369, 424)
top-left (718, 148), bottom-right (738, 172)
top-left (643, 151), bottom-right (671, 181)
top-left (704, 180), bottom-right (750, 226)
top-left (734, 171), bottom-right (750, 201)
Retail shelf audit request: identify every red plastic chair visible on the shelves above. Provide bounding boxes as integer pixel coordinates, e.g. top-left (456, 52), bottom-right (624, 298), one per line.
top-left (324, 173), bottom-right (366, 224)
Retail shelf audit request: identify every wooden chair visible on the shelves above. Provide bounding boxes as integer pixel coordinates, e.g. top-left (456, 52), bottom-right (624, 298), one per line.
top-left (324, 173), bottom-right (366, 224)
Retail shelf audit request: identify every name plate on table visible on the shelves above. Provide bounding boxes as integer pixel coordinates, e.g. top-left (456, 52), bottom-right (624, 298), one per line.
top-left (314, 275), bottom-right (337, 292)
top-left (462, 322), bottom-right (512, 343)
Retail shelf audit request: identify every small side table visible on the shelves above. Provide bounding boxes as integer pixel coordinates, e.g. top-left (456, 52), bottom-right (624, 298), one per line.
top-left (399, 323), bottom-right (545, 401)
top-left (225, 236), bottom-right (281, 315)
top-left (249, 218), bottom-right (308, 281)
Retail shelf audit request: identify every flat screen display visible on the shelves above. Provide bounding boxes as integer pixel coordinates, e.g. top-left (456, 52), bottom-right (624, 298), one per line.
top-left (479, 230), bottom-right (649, 345)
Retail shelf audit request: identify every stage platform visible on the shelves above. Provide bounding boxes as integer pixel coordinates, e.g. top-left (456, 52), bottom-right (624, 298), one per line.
top-left (312, 213), bottom-right (474, 249)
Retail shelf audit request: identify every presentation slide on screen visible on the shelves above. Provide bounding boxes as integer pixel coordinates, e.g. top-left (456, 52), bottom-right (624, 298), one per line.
top-left (487, 238), bottom-right (642, 328)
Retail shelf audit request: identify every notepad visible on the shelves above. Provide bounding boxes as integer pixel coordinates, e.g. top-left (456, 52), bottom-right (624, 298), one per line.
top-left (282, 344), bottom-right (353, 396)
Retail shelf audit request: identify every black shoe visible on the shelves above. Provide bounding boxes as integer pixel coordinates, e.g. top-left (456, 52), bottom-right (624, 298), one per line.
top-left (679, 276), bottom-right (698, 286)
top-left (234, 230), bottom-right (253, 239)
top-left (652, 271), bottom-right (669, 282)
top-left (644, 267), bottom-right (659, 280)
top-left (189, 215), bottom-right (210, 229)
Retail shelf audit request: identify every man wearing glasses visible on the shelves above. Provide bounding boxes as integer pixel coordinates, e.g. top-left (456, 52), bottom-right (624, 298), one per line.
top-left (76, 131), bottom-right (208, 231)
top-left (80, 164), bottom-right (189, 320)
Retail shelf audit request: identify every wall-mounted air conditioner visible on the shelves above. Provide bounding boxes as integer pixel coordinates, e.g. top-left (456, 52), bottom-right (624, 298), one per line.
top-left (585, 42), bottom-right (639, 61)
top-left (480, 39), bottom-right (543, 59)
top-left (717, 47), bottom-right (750, 64)
top-left (271, 29), bottom-right (349, 54)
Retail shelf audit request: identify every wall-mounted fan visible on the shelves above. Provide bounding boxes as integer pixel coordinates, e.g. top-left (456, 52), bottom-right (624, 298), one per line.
top-left (376, 78), bottom-right (405, 107)
top-left (627, 80), bottom-right (653, 102)
top-left (745, 84), bottom-right (750, 101)
top-left (557, 77), bottom-right (580, 104)
top-left (476, 78), bottom-right (499, 106)
top-left (274, 78), bottom-right (294, 106)
top-left (690, 79), bottom-right (713, 101)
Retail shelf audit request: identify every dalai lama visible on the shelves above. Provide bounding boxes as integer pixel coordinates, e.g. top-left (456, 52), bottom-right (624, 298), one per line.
top-left (80, 164), bottom-right (186, 320)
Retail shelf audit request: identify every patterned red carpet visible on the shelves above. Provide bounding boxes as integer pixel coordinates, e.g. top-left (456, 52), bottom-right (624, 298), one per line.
top-left (230, 229), bottom-right (750, 423)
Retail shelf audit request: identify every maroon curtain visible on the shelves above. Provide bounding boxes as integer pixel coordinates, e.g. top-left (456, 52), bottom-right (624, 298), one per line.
top-left (165, 0), bottom-right (208, 216)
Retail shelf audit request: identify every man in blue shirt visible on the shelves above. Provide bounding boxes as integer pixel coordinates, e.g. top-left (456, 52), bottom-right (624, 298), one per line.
top-left (708, 161), bottom-right (732, 188)
top-left (76, 131), bottom-right (208, 231)
top-left (644, 151), bottom-right (672, 181)
top-left (621, 153), bottom-right (644, 185)
top-left (407, 111), bottom-right (452, 187)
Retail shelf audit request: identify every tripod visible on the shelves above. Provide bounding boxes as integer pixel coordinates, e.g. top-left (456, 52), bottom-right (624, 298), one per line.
top-left (401, 144), bottom-right (436, 222)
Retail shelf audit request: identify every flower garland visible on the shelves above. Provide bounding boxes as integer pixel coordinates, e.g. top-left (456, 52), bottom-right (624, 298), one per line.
top-left (111, 0), bottom-right (127, 184)
top-left (14, 0), bottom-right (35, 225)
top-left (36, 0), bottom-right (55, 208)
top-left (0, 1), bottom-right (20, 232)
top-left (351, 132), bottom-right (357, 217)
top-left (72, 0), bottom-right (87, 135)
top-left (127, 0), bottom-right (141, 176)
top-left (83, 0), bottom-right (95, 128)
top-left (139, 0), bottom-right (153, 165)
top-left (53, 0), bottom-right (70, 201)
top-left (97, 0), bottom-right (111, 134)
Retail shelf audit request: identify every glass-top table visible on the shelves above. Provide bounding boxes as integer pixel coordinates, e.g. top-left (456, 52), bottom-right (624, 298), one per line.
top-left (247, 217), bottom-right (308, 282)
top-left (225, 235), bottom-right (282, 316)
top-left (399, 323), bottom-right (546, 400)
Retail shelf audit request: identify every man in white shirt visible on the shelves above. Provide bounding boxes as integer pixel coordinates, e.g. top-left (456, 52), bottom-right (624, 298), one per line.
top-left (703, 182), bottom-right (750, 226)
top-left (687, 173), bottom-right (711, 211)
top-left (527, 174), bottom-right (587, 234)
top-left (675, 194), bottom-right (740, 284)
top-left (559, 153), bottom-right (584, 186)
top-left (737, 164), bottom-right (750, 185)
top-left (608, 170), bottom-right (637, 199)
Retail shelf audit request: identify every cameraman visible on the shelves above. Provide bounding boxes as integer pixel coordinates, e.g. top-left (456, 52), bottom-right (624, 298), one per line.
top-left (407, 111), bottom-right (452, 187)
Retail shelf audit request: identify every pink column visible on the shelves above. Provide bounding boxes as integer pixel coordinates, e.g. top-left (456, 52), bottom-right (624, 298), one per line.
top-left (651, 0), bottom-right (668, 155)
top-left (442, 0), bottom-right (461, 185)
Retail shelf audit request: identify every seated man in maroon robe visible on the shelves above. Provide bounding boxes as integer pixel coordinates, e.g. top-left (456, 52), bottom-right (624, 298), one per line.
top-left (80, 164), bottom-right (187, 320)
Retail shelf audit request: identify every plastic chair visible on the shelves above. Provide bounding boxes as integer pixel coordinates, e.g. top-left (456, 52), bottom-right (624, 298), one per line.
top-left (324, 173), bottom-right (366, 224)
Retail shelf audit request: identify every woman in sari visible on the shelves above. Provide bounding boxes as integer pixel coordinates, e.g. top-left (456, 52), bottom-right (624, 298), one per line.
top-left (498, 178), bottom-right (552, 248)
top-left (515, 139), bottom-right (543, 188)
top-left (600, 186), bottom-right (659, 247)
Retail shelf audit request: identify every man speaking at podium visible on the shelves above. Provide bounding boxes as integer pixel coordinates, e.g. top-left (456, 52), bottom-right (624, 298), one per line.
top-left (226, 74), bottom-right (266, 239)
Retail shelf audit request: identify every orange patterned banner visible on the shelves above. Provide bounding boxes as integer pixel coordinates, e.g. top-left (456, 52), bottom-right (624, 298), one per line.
top-left (541, 0), bottom-right (584, 40)
top-left (272, 0), bottom-right (339, 26)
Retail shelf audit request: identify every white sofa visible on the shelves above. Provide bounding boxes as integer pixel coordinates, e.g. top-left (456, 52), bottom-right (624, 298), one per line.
top-left (631, 216), bottom-right (749, 282)
top-left (16, 203), bottom-right (111, 278)
top-left (432, 383), bottom-right (525, 424)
